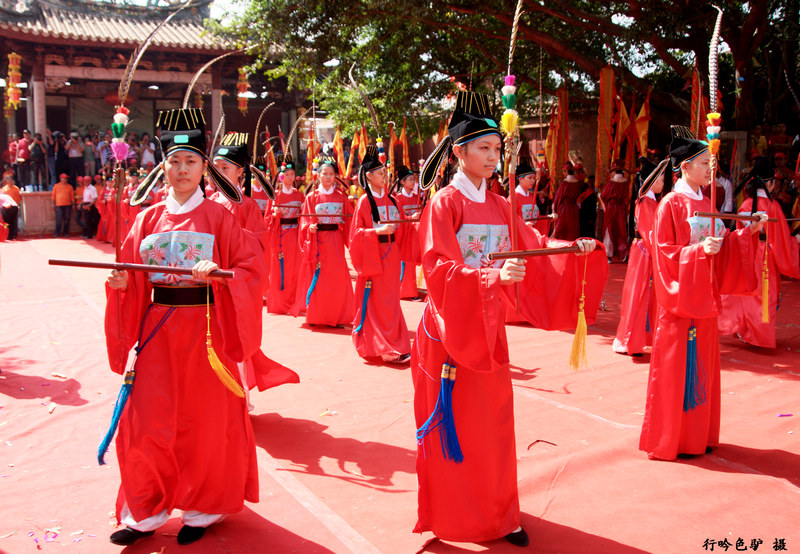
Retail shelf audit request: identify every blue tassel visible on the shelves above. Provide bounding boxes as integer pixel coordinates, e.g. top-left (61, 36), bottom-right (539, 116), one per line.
top-left (683, 324), bottom-right (705, 412)
top-left (279, 252), bottom-right (285, 291)
top-left (97, 370), bottom-right (135, 465)
top-left (354, 280), bottom-right (371, 333)
top-left (415, 360), bottom-right (463, 463)
top-left (306, 261), bottom-right (321, 305)
top-left (645, 277), bottom-right (652, 333)
top-left (400, 261), bottom-right (405, 282)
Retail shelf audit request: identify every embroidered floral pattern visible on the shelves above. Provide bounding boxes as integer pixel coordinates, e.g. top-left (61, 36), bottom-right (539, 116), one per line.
top-left (687, 216), bottom-right (727, 245)
top-left (140, 231), bottom-right (215, 286)
top-left (456, 224), bottom-right (510, 269)
top-left (315, 201), bottom-right (345, 224)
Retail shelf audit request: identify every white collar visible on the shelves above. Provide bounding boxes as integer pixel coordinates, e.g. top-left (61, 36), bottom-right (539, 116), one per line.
top-left (756, 189), bottom-right (769, 199)
top-left (612, 173), bottom-right (627, 183)
top-left (166, 186), bottom-right (204, 214)
top-left (401, 188), bottom-right (415, 197)
top-left (370, 187), bottom-right (385, 198)
top-left (515, 184), bottom-right (529, 197)
top-left (282, 185), bottom-right (295, 195)
top-left (451, 170), bottom-right (486, 203)
top-left (645, 190), bottom-right (656, 201)
top-left (564, 175), bottom-right (578, 182)
top-left (673, 178), bottom-right (703, 201)
top-left (319, 183), bottom-right (336, 195)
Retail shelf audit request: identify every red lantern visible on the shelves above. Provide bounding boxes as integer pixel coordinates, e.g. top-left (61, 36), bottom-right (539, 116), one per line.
top-left (237, 68), bottom-right (250, 115)
top-left (7, 87), bottom-right (21, 109)
top-left (104, 90), bottom-right (133, 107)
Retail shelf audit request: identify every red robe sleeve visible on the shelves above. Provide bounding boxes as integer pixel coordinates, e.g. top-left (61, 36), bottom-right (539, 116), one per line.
top-left (736, 198), bottom-right (800, 279)
top-left (298, 193), bottom-right (317, 265)
top-left (636, 197), bottom-right (658, 252)
top-left (501, 196), bottom-right (608, 330)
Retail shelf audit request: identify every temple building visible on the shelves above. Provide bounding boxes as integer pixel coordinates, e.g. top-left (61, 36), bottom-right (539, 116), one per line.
top-left (0, 0), bottom-right (298, 148)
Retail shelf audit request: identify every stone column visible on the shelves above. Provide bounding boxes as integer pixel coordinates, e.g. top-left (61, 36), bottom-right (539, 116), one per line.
top-left (31, 51), bottom-right (46, 133)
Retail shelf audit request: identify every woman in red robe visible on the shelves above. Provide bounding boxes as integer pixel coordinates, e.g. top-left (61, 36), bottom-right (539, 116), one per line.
top-left (505, 162), bottom-right (538, 324)
top-left (639, 137), bottom-right (768, 461)
top-left (413, 91), bottom-right (607, 547)
top-left (210, 134), bottom-right (299, 397)
top-left (718, 173), bottom-right (800, 347)
top-left (613, 160), bottom-right (665, 355)
top-left (292, 160), bottom-right (355, 326)
top-left (392, 166), bottom-right (422, 299)
top-left (601, 167), bottom-right (630, 261)
top-left (349, 149), bottom-right (411, 363)
top-left (266, 157), bottom-right (304, 314)
top-left (104, 108), bottom-right (263, 547)
top-left (552, 161), bottom-right (581, 240)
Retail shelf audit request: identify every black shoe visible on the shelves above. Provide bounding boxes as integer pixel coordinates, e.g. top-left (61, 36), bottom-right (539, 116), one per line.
top-left (705, 446), bottom-right (713, 454)
top-left (177, 525), bottom-right (206, 545)
top-left (505, 527), bottom-right (529, 547)
top-left (395, 353), bottom-right (411, 363)
top-left (109, 527), bottom-right (154, 545)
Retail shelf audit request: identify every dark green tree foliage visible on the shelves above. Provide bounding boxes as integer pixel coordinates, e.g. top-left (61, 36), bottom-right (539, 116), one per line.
top-left (212, 0), bottom-right (798, 133)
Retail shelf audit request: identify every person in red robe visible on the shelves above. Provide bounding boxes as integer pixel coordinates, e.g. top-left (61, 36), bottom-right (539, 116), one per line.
top-left (718, 171), bottom-right (800, 347)
top-left (210, 132), bottom-right (298, 399)
top-left (102, 182), bottom-right (117, 246)
top-left (505, 161), bottom-right (538, 324)
top-left (613, 159), bottom-right (666, 355)
top-left (349, 148), bottom-right (411, 363)
top-left (292, 158), bottom-right (355, 326)
top-left (413, 91), bottom-right (607, 547)
top-left (265, 154), bottom-right (304, 314)
top-left (104, 108), bottom-right (263, 547)
top-left (601, 165), bottom-right (630, 261)
top-left (392, 165), bottom-right (422, 299)
top-left (552, 161), bottom-right (581, 240)
top-left (639, 135), bottom-right (768, 461)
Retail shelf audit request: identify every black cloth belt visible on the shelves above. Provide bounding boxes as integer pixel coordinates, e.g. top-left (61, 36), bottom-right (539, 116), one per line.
top-left (153, 285), bottom-right (213, 307)
top-left (280, 217), bottom-right (299, 225)
top-left (317, 223), bottom-right (339, 231)
top-left (378, 234), bottom-right (395, 244)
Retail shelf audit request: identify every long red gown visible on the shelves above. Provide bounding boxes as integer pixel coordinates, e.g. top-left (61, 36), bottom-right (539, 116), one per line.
top-left (250, 179), bottom-right (271, 213)
top-left (552, 176), bottom-right (581, 240)
top-left (349, 191), bottom-right (411, 360)
top-left (104, 195), bottom-right (263, 523)
top-left (393, 190), bottom-right (421, 299)
top-left (212, 191), bottom-right (298, 391)
top-left (95, 189), bottom-right (107, 242)
top-left (265, 187), bottom-right (304, 314)
top-left (601, 174), bottom-right (630, 259)
top-left (718, 193), bottom-right (800, 347)
top-left (292, 185), bottom-right (355, 326)
top-left (613, 194), bottom-right (658, 354)
top-left (639, 181), bottom-right (759, 460)
top-left (413, 173), bottom-right (608, 542)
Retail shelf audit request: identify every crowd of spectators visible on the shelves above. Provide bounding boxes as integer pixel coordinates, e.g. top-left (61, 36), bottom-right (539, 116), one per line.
top-left (3, 127), bottom-right (161, 191)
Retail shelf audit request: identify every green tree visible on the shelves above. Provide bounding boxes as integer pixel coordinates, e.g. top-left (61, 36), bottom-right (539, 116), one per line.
top-left (211, 0), bottom-right (798, 133)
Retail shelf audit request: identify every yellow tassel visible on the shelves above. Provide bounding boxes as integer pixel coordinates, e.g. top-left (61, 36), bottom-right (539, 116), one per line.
top-left (761, 226), bottom-right (769, 324)
top-left (569, 256), bottom-right (589, 370)
top-left (205, 284), bottom-right (245, 397)
top-left (501, 110), bottom-right (519, 135)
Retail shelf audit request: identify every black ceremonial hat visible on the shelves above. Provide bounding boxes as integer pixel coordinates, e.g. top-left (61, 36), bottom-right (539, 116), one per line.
top-left (669, 137), bottom-right (709, 170)
top-left (130, 108), bottom-right (242, 206)
top-left (359, 145), bottom-right (384, 174)
top-left (213, 131), bottom-right (252, 196)
top-left (515, 162), bottom-right (535, 179)
top-left (395, 165), bottom-right (415, 182)
top-left (448, 91), bottom-right (502, 145)
top-left (420, 90), bottom-right (501, 191)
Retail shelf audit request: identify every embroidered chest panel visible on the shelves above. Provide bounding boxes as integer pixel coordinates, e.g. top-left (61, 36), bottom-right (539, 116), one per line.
top-left (369, 204), bottom-right (400, 227)
top-left (140, 230), bottom-right (215, 286)
top-left (521, 202), bottom-right (539, 220)
top-left (456, 223), bottom-right (511, 269)
top-left (315, 201), bottom-right (345, 224)
top-left (401, 203), bottom-right (420, 216)
top-left (278, 199), bottom-right (302, 227)
top-left (686, 216), bottom-right (727, 245)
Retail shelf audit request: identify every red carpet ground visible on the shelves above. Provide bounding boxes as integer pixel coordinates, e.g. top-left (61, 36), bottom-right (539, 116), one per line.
top-left (1, 236), bottom-right (798, 553)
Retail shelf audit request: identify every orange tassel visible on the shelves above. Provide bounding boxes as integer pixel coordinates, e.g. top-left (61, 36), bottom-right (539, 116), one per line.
top-left (570, 256), bottom-right (589, 370)
top-left (206, 285), bottom-right (245, 397)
